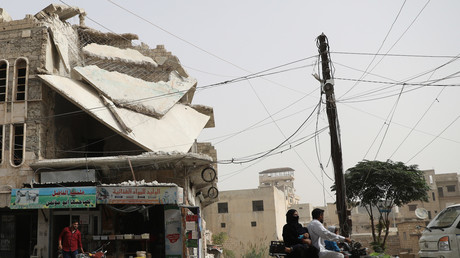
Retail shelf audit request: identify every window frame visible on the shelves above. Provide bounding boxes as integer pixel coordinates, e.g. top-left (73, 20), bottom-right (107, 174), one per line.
top-left (447, 185), bottom-right (456, 193)
top-left (14, 58), bottom-right (28, 102)
top-left (217, 202), bottom-right (228, 213)
top-left (0, 125), bottom-right (3, 164)
top-left (0, 60), bottom-right (8, 103)
top-left (10, 124), bottom-right (25, 166)
top-left (252, 200), bottom-right (264, 212)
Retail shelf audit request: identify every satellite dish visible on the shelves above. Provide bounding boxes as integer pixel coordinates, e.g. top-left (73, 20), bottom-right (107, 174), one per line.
top-left (415, 208), bottom-right (429, 219)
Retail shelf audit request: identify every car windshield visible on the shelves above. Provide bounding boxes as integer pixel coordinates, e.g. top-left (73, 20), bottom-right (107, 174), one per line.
top-left (427, 206), bottom-right (460, 228)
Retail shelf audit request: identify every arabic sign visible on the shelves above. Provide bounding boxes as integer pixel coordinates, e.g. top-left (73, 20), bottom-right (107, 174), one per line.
top-left (96, 186), bottom-right (184, 205)
top-left (165, 205), bottom-right (182, 258)
top-left (10, 187), bottom-right (96, 209)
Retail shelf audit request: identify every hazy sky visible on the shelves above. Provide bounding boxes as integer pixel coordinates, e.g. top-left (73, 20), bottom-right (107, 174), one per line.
top-left (3, 1), bottom-right (460, 206)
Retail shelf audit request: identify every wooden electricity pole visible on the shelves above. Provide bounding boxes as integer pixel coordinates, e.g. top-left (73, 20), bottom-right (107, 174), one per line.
top-left (317, 33), bottom-right (351, 237)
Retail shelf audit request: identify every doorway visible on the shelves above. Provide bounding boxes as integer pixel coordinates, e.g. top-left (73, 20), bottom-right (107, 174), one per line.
top-left (51, 210), bottom-right (101, 258)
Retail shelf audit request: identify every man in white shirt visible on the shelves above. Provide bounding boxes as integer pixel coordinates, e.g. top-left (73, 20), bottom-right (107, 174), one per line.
top-left (307, 208), bottom-right (351, 258)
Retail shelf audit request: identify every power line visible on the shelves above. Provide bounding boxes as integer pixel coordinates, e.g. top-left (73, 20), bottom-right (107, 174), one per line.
top-left (218, 101), bottom-right (321, 164)
top-left (24, 57), bottom-right (316, 124)
top-left (388, 86), bottom-right (447, 160)
top-left (406, 113), bottom-right (460, 163)
top-left (339, 0), bottom-right (407, 98)
top-left (340, 0), bottom-right (431, 99)
top-left (331, 51), bottom-right (459, 59)
top-left (373, 84), bottom-right (405, 160)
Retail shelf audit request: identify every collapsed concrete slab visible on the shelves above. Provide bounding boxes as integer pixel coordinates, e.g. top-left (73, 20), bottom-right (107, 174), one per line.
top-left (35, 4), bottom-right (85, 21)
top-left (73, 65), bottom-right (196, 118)
top-left (38, 74), bottom-right (210, 153)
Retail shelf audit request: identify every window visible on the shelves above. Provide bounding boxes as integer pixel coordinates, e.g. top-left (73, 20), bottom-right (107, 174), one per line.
top-left (0, 125), bottom-right (3, 163)
top-left (11, 124), bottom-right (24, 166)
top-left (217, 202), bottom-right (228, 213)
top-left (251, 221), bottom-right (257, 227)
top-left (432, 192), bottom-right (436, 201)
top-left (252, 200), bottom-right (264, 211)
top-left (438, 187), bottom-right (444, 198)
top-left (408, 205), bottom-right (417, 211)
top-left (0, 61), bottom-right (7, 102)
top-left (220, 223), bottom-right (226, 228)
top-left (447, 185), bottom-right (456, 192)
top-left (428, 211), bottom-right (432, 219)
top-left (15, 59), bottom-right (27, 101)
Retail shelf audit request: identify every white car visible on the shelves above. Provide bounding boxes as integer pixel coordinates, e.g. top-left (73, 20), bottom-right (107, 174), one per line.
top-left (419, 204), bottom-right (460, 258)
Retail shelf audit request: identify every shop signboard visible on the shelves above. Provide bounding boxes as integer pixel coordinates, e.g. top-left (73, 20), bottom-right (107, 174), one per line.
top-left (10, 187), bottom-right (96, 209)
top-left (165, 205), bottom-right (182, 258)
top-left (96, 186), bottom-right (184, 205)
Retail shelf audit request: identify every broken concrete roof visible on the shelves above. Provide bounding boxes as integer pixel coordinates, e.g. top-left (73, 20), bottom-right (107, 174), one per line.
top-left (83, 43), bottom-right (158, 67)
top-left (38, 74), bottom-right (210, 153)
top-left (73, 65), bottom-right (196, 118)
top-left (35, 4), bottom-right (85, 21)
top-left (78, 26), bottom-right (139, 41)
top-left (44, 15), bottom-right (77, 73)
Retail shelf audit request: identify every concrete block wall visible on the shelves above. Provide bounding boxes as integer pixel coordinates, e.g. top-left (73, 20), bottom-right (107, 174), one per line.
top-left (197, 142), bottom-right (217, 162)
top-left (0, 17), bottom-right (43, 32)
top-left (397, 220), bottom-right (425, 255)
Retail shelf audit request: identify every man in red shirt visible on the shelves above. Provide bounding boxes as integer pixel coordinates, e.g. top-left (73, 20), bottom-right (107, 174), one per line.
top-left (58, 220), bottom-right (84, 258)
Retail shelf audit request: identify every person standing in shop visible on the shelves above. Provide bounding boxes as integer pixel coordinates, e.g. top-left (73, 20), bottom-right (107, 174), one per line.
top-left (58, 219), bottom-right (84, 258)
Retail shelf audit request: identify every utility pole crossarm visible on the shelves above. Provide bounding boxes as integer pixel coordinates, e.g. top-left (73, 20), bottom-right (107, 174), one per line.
top-left (316, 33), bottom-right (351, 237)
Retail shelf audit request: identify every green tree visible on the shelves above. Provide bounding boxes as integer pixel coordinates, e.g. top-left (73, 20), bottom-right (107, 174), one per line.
top-left (212, 232), bottom-right (235, 257)
top-left (339, 160), bottom-right (429, 251)
top-left (212, 232), bottom-right (228, 245)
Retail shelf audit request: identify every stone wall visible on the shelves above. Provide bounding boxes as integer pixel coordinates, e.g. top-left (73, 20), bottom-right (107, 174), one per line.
top-left (397, 220), bottom-right (425, 255)
top-left (0, 19), bottom-right (48, 191)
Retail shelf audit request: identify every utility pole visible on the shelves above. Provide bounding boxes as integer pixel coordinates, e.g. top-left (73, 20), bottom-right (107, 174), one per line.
top-left (316, 33), bottom-right (351, 237)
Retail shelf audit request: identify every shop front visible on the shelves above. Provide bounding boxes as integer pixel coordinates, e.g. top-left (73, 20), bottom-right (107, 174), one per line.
top-left (0, 208), bottom-right (37, 258)
top-left (95, 184), bottom-right (202, 258)
top-left (10, 186), bottom-right (97, 258)
top-left (9, 183), bottom-right (202, 258)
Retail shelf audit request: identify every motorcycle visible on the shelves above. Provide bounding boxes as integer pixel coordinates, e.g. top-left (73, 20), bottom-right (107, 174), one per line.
top-left (59, 242), bottom-right (110, 258)
top-left (340, 240), bottom-right (369, 258)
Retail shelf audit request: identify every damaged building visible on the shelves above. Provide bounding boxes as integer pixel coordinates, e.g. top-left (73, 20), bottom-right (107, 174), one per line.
top-left (0, 4), bottom-right (218, 258)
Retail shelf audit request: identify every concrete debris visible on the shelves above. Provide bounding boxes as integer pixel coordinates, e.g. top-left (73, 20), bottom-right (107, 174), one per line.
top-left (83, 43), bottom-right (158, 67)
top-left (78, 27), bottom-right (139, 42)
top-left (35, 4), bottom-right (85, 21)
top-left (190, 104), bottom-right (215, 128)
top-left (43, 15), bottom-right (77, 73)
top-left (0, 9), bottom-right (12, 22)
top-left (102, 179), bottom-right (177, 187)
